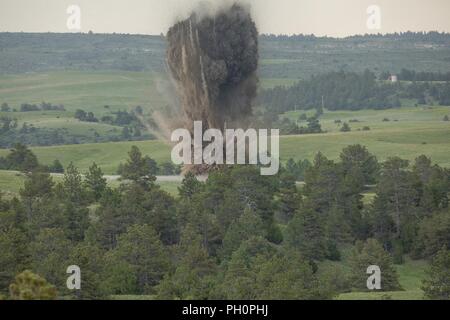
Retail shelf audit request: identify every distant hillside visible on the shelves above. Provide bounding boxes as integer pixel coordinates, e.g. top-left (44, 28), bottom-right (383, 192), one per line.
top-left (1, 32), bottom-right (450, 78)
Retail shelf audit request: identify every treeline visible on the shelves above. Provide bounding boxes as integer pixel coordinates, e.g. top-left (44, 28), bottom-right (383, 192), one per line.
top-left (0, 144), bottom-right (449, 299)
top-left (0, 143), bottom-right (63, 173)
top-left (0, 122), bottom-right (153, 148)
top-left (0, 105), bottom-right (156, 147)
top-left (259, 70), bottom-right (401, 113)
top-left (0, 102), bottom-right (66, 113)
top-left (252, 110), bottom-right (324, 136)
top-left (381, 69), bottom-right (450, 82)
top-left (261, 31), bottom-right (450, 43)
top-left (75, 107), bottom-right (148, 127)
top-left (117, 147), bottom-right (181, 176)
top-left (259, 70), bottom-right (450, 113)
top-left (74, 107), bottom-right (156, 142)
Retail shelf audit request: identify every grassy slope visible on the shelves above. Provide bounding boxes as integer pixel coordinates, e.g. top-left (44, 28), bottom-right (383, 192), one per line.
top-left (0, 106), bottom-right (447, 174)
top-left (0, 71), bottom-right (294, 139)
top-left (0, 71), bottom-right (165, 115)
top-left (0, 170), bottom-right (24, 196)
top-left (0, 71), bottom-right (286, 115)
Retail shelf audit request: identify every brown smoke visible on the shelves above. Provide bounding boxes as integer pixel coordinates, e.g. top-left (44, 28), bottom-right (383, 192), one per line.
top-left (166, 2), bottom-right (259, 133)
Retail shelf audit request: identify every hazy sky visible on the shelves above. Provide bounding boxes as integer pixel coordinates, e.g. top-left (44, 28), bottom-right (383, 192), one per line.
top-left (1, 0), bottom-right (450, 37)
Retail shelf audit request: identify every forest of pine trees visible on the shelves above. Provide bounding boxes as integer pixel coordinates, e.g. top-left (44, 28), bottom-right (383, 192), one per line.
top-left (0, 144), bottom-right (449, 300)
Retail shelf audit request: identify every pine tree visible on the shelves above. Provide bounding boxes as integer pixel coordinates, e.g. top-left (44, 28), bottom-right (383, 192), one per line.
top-left (415, 210), bottom-right (450, 258)
top-left (178, 172), bottom-right (204, 200)
top-left (219, 237), bottom-right (277, 300)
top-left (276, 172), bottom-right (301, 223)
top-left (422, 246), bottom-right (450, 300)
top-left (221, 208), bottom-right (265, 259)
top-left (63, 202), bottom-right (89, 242)
top-left (340, 122), bottom-right (351, 132)
top-left (9, 270), bottom-right (57, 300)
top-left (20, 171), bottom-right (54, 199)
top-left (285, 205), bottom-right (327, 261)
top-left (30, 228), bottom-right (70, 292)
top-left (85, 162), bottom-right (107, 201)
top-left (120, 146), bottom-right (156, 187)
top-left (255, 249), bottom-right (326, 300)
top-left (68, 242), bottom-right (107, 299)
top-left (108, 224), bottom-right (171, 294)
top-left (5, 143), bottom-right (39, 172)
top-left (157, 225), bottom-right (216, 299)
top-left (340, 144), bottom-right (379, 186)
top-left (0, 225), bottom-right (29, 293)
top-left (348, 239), bottom-right (401, 291)
top-left (372, 157), bottom-right (424, 256)
top-left (61, 162), bottom-right (85, 203)
top-left (49, 159), bottom-right (64, 173)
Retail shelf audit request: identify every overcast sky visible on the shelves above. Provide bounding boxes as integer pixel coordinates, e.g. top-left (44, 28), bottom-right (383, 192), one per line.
top-left (1, 0), bottom-right (449, 37)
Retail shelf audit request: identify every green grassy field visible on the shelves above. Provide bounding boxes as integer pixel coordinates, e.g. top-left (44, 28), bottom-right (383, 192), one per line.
top-left (0, 71), bottom-right (297, 140)
top-left (0, 71), bottom-right (167, 139)
top-left (0, 71), bottom-right (448, 196)
top-left (0, 71), bottom-right (289, 114)
top-left (0, 170), bottom-right (24, 196)
top-left (1, 106), bottom-right (448, 174)
top-left (0, 71), bottom-right (166, 115)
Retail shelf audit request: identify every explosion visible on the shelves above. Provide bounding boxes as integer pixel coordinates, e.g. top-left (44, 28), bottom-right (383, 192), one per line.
top-left (166, 2), bottom-right (259, 134)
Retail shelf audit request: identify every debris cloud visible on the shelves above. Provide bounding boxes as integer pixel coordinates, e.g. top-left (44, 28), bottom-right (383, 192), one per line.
top-left (166, 2), bottom-right (259, 133)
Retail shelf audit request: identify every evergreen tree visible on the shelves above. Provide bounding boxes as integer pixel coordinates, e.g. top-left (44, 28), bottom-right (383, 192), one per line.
top-left (340, 122), bottom-right (351, 132)
top-left (255, 249), bottom-right (328, 299)
top-left (221, 208), bottom-right (265, 259)
top-left (348, 239), bottom-right (401, 291)
top-left (108, 224), bottom-right (171, 294)
top-left (144, 156), bottom-right (159, 175)
top-left (19, 170), bottom-right (54, 221)
top-left (218, 237), bottom-right (277, 300)
top-left (9, 270), bottom-right (57, 300)
top-left (30, 228), bottom-right (70, 292)
top-left (49, 159), bottom-right (64, 173)
top-left (5, 143), bottom-right (38, 172)
top-left (20, 170), bottom-right (54, 200)
top-left (63, 202), bottom-right (89, 242)
top-left (85, 162), bottom-right (107, 201)
top-left (68, 242), bottom-right (107, 299)
top-left (415, 210), bottom-right (450, 258)
top-left (120, 146), bottom-right (156, 187)
top-left (374, 157), bottom-right (421, 254)
top-left (178, 172), bottom-right (204, 200)
top-left (285, 205), bottom-right (327, 261)
top-left (340, 144), bottom-right (379, 186)
top-left (276, 172), bottom-right (301, 223)
top-left (422, 247), bottom-right (450, 300)
top-left (0, 223), bottom-right (29, 293)
top-left (157, 225), bottom-right (216, 299)
top-left (61, 162), bottom-right (85, 203)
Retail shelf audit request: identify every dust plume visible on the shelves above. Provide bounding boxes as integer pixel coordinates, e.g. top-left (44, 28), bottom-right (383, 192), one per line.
top-left (165, 2), bottom-right (259, 134)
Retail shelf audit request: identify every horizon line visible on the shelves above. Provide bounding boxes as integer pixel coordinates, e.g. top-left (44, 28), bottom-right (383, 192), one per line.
top-left (1, 30), bottom-right (450, 40)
